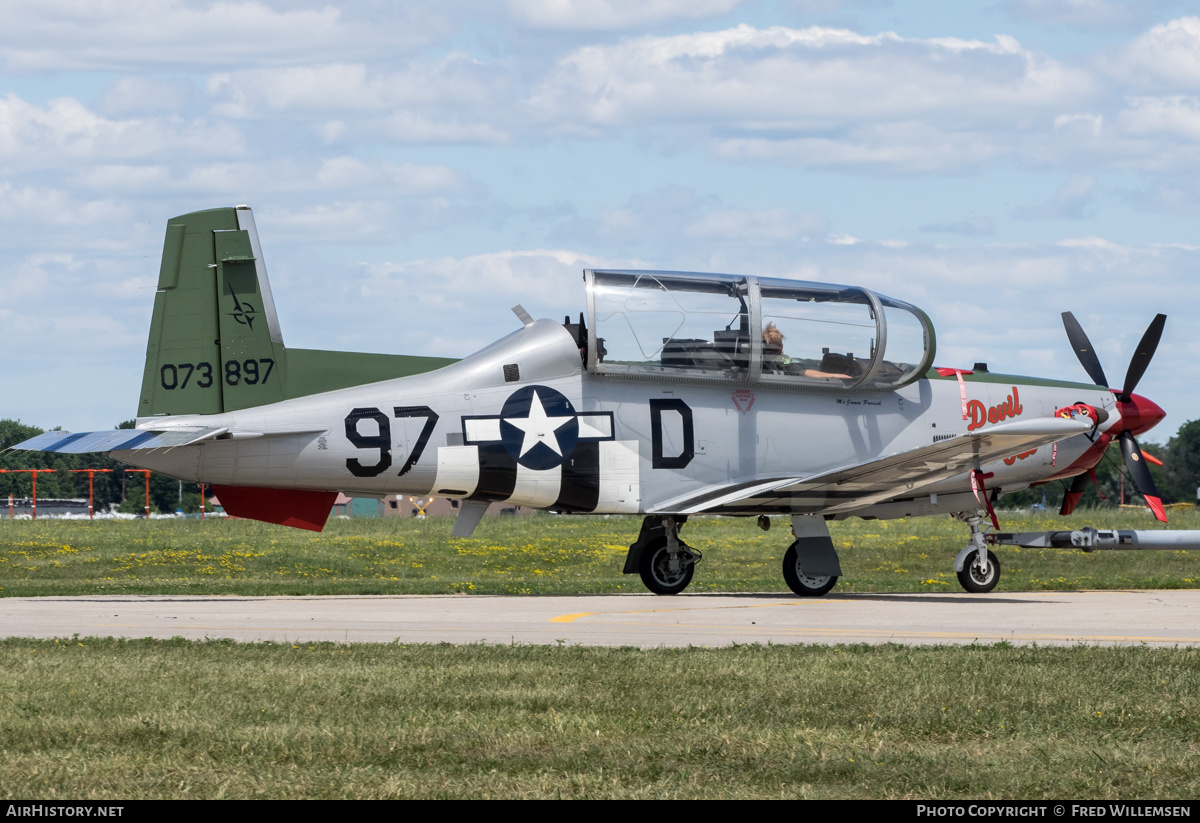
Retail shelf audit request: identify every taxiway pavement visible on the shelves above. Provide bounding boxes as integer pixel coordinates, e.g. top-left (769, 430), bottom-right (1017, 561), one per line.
top-left (1, 590), bottom-right (1198, 646)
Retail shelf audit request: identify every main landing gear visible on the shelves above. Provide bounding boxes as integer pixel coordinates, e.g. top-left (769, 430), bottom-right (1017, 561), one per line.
top-left (622, 514), bottom-right (843, 597)
top-left (781, 515), bottom-right (841, 597)
top-left (953, 512), bottom-right (1001, 593)
top-left (782, 542), bottom-right (838, 597)
top-left (624, 516), bottom-right (702, 595)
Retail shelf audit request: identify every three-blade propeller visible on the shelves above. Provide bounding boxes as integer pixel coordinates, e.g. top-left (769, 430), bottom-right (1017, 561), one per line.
top-left (1060, 311), bottom-right (1168, 522)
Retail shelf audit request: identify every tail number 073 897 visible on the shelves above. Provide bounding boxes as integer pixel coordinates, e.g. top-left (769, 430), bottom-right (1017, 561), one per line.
top-left (344, 406), bottom-right (439, 478)
top-left (158, 358), bottom-right (275, 390)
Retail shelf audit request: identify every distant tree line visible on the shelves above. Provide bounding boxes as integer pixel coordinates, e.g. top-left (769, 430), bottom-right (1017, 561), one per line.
top-left (0, 420), bottom-right (206, 515)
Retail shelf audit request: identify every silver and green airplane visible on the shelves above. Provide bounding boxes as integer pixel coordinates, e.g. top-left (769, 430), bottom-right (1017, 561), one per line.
top-left (14, 205), bottom-right (1177, 596)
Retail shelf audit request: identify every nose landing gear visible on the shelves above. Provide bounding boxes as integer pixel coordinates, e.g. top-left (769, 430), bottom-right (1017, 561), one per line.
top-left (953, 512), bottom-right (1001, 593)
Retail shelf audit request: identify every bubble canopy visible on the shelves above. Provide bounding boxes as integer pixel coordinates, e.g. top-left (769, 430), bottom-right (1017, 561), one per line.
top-left (584, 270), bottom-right (935, 391)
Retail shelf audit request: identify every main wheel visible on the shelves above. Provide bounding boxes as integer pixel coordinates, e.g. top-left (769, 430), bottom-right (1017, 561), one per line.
top-left (639, 538), bottom-right (695, 595)
top-left (782, 542), bottom-right (838, 597)
top-left (957, 549), bottom-right (1000, 593)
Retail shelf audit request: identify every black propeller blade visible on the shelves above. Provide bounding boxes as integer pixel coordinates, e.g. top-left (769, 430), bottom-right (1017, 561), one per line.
top-left (1059, 472), bottom-right (1089, 517)
top-left (1059, 312), bottom-right (1168, 522)
top-left (1119, 313), bottom-right (1166, 403)
top-left (1062, 311), bottom-right (1109, 388)
top-left (1119, 431), bottom-right (1166, 522)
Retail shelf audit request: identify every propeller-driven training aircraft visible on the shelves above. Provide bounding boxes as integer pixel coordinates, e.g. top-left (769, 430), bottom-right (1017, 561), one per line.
top-left (14, 206), bottom-right (1184, 596)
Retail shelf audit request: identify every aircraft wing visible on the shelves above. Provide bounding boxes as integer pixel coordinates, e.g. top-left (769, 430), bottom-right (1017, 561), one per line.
top-left (651, 416), bottom-right (1095, 516)
top-left (10, 426), bottom-right (326, 454)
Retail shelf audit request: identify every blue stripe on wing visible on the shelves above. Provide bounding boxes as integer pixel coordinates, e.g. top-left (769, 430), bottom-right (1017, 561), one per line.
top-left (12, 427), bottom-right (225, 453)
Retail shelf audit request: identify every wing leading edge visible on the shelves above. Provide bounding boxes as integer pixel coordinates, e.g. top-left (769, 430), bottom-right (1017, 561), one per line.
top-left (651, 416), bottom-right (1095, 516)
top-left (11, 426), bottom-right (326, 454)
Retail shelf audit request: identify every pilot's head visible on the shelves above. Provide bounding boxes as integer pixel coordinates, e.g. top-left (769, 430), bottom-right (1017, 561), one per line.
top-left (763, 322), bottom-right (785, 348)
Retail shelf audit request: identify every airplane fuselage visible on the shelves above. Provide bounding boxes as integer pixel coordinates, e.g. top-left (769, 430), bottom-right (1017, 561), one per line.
top-left (119, 318), bottom-right (1115, 520)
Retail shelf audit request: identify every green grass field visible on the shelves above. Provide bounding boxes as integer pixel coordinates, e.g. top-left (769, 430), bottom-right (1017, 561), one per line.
top-left (1, 508), bottom-right (1197, 597)
top-left (3, 509), bottom-right (1198, 799)
top-left (1, 639), bottom-right (1197, 799)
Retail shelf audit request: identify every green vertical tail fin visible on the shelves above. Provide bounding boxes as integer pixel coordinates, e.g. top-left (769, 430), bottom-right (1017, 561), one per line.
top-left (139, 206), bottom-right (286, 417)
top-left (138, 206), bottom-right (455, 419)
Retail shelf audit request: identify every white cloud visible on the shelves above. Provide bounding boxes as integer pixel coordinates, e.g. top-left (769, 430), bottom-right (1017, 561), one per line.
top-left (0, 94), bottom-right (244, 167)
top-left (1016, 174), bottom-right (1096, 219)
top-left (55, 155), bottom-right (475, 203)
top-left (1118, 16), bottom-right (1200, 89)
top-left (716, 126), bottom-right (1004, 173)
top-left (0, 1), bottom-right (445, 72)
top-left (524, 25), bottom-right (1097, 171)
top-left (530, 26), bottom-right (1091, 127)
top-left (313, 158), bottom-right (471, 194)
top-left (205, 57), bottom-right (514, 143)
top-left (381, 112), bottom-right (510, 145)
top-left (919, 217), bottom-right (997, 237)
top-left (505, 0), bottom-right (747, 31)
top-left (328, 249), bottom-right (624, 355)
top-left (685, 208), bottom-right (827, 241)
top-left (207, 56), bottom-right (508, 116)
top-left (547, 186), bottom-right (830, 265)
top-left (96, 76), bottom-right (195, 117)
top-left (1056, 235), bottom-right (1130, 252)
top-left (0, 181), bottom-right (131, 228)
top-left (1115, 95), bottom-right (1200, 141)
top-left (1002, 0), bottom-right (1153, 31)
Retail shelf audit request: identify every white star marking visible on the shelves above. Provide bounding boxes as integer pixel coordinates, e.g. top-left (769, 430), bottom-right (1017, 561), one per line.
top-left (507, 391), bottom-right (575, 457)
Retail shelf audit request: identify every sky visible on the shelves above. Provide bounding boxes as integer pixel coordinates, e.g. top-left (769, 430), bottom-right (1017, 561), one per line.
top-left (1, 0), bottom-right (1198, 442)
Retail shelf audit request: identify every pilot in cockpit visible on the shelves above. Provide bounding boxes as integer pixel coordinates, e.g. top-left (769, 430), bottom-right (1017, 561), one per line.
top-left (763, 322), bottom-right (790, 366)
top-left (763, 322), bottom-right (853, 379)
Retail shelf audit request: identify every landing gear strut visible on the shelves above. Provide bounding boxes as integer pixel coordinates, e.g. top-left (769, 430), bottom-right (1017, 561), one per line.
top-left (626, 516), bottom-right (701, 595)
top-left (953, 513), bottom-right (1001, 593)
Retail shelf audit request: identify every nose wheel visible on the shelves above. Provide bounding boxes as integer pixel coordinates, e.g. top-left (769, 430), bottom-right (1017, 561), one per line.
top-left (953, 513), bottom-right (1001, 593)
top-left (957, 548), bottom-right (1000, 593)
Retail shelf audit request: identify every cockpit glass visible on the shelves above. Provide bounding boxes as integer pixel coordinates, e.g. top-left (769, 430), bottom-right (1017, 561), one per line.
top-left (871, 298), bottom-right (929, 388)
top-left (591, 271), bottom-right (751, 378)
top-left (586, 270), bottom-right (934, 389)
top-left (759, 283), bottom-right (876, 385)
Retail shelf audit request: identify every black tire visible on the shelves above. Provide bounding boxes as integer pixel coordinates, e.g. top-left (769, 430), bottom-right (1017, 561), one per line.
top-left (639, 538), bottom-right (695, 595)
top-left (957, 549), bottom-right (1000, 593)
top-left (782, 542), bottom-right (838, 597)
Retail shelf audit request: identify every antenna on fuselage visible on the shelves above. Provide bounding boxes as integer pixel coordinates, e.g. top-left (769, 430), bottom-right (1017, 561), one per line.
top-left (512, 305), bottom-right (534, 327)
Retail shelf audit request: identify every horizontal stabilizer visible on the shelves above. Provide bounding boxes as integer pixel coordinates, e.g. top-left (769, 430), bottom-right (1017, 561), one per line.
top-left (12, 427), bottom-right (227, 454)
top-left (211, 484), bottom-right (336, 532)
top-left (12, 425), bottom-right (328, 454)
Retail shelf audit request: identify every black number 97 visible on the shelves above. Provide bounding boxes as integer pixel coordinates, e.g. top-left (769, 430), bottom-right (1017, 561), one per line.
top-left (343, 406), bottom-right (439, 480)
